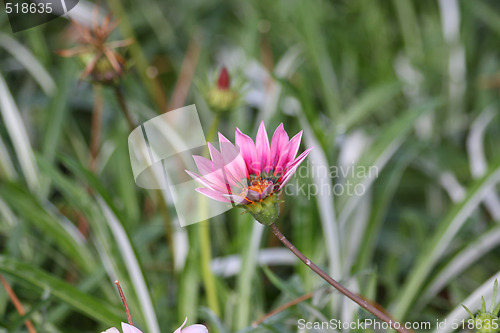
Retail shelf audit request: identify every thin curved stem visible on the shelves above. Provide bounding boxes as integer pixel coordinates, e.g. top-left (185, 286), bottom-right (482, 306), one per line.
top-left (0, 275), bottom-right (37, 333)
top-left (269, 223), bottom-right (412, 333)
top-left (115, 280), bottom-right (133, 326)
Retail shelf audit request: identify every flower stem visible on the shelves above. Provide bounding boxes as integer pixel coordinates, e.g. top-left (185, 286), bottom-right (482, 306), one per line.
top-left (0, 275), bottom-right (37, 333)
top-left (253, 290), bottom-right (316, 327)
top-left (197, 114), bottom-right (221, 316)
top-left (113, 85), bottom-right (136, 131)
top-left (269, 223), bottom-right (412, 333)
top-left (115, 280), bottom-right (133, 326)
top-left (89, 84), bottom-right (103, 173)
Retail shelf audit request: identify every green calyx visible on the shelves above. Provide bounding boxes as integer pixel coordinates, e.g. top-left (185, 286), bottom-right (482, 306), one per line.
top-left (244, 194), bottom-right (280, 226)
top-left (463, 280), bottom-right (500, 333)
top-left (473, 313), bottom-right (499, 333)
top-left (206, 86), bottom-right (239, 113)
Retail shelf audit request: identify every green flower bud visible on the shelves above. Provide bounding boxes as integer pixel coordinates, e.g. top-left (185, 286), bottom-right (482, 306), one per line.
top-left (200, 67), bottom-right (241, 113)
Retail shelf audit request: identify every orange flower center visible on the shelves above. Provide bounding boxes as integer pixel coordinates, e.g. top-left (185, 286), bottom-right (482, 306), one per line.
top-left (247, 178), bottom-right (272, 194)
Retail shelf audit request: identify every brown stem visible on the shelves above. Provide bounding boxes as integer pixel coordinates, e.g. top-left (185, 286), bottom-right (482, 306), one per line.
top-left (269, 223), bottom-right (412, 333)
top-left (115, 280), bottom-right (133, 325)
top-left (0, 275), bottom-right (37, 333)
top-left (113, 85), bottom-right (136, 131)
top-left (167, 36), bottom-right (200, 112)
top-left (253, 291), bottom-right (314, 327)
top-left (89, 84), bottom-right (103, 173)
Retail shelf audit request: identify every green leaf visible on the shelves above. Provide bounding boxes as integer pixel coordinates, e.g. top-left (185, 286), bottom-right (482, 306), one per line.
top-left (338, 99), bottom-right (442, 225)
top-left (391, 154), bottom-right (500, 319)
top-left (0, 256), bottom-right (123, 327)
top-left (0, 182), bottom-right (95, 273)
top-left (339, 82), bottom-right (402, 132)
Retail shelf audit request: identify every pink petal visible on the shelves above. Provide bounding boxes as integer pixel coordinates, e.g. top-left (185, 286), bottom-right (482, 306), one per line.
top-left (196, 187), bottom-right (232, 203)
top-left (222, 194), bottom-right (250, 205)
top-left (279, 147), bottom-right (313, 189)
top-left (235, 128), bottom-right (258, 175)
top-left (284, 131), bottom-right (303, 163)
top-left (186, 167), bottom-right (228, 193)
top-left (222, 186), bottom-right (249, 204)
top-left (274, 130), bottom-right (303, 176)
top-left (207, 142), bottom-right (222, 163)
top-left (218, 133), bottom-right (248, 180)
top-left (192, 155), bottom-right (214, 176)
top-left (255, 121), bottom-right (271, 175)
top-left (181, 324), bottom-right (209, 333)
top-left (270, 123), bottom-right (289, 170)
top-left (174, 318), bottom-right (188, 333)
top-left (192, 156), bottom-right (233, 191)
top-left (103, 328), bottom-right (120, 333)
top-left (121, 323), bottom-right (143, 333)
top-left (207, 142), bottom-right (241, 186)
top-left (174, 318), bottom-right (209, 333)
top-left (185, 170), bottom-right (216, 191)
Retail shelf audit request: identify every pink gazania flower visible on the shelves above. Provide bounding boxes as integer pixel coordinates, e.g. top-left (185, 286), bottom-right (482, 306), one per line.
top-left (187, 122), bottom-right (312, 225)
top-left (103, 318), bottom-right (207, 333)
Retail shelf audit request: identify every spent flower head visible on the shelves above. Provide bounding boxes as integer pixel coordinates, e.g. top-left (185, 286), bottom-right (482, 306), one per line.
top-left (463, 280), bottom-right (500, 333)
top-left (58, 7), bottom-right (132, 85)
top-left (187, 122), bottom-right (312, 225)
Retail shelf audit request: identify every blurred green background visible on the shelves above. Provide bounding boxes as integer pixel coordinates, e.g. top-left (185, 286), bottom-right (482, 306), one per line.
top-left (1, 0), bottom-right (500, 332)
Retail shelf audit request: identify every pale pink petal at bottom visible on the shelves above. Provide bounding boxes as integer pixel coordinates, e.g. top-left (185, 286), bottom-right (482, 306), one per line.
top-left (103, 328), bottom-right (120, 333)
top-left (174, 318), bottom-right (189, 333)
top-left (181, 324), bottom-right (209, 333)
top-left (174, 318), bottom-right (208, 333)
top-left (121, 323), bottom-right (143, 333)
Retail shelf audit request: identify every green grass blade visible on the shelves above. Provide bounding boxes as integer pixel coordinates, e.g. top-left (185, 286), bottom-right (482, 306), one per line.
top-left (98, 198), bottom-right (161, 333)
top-left (338, 99), bottom-right (441, 227)
top-left (235, 221), bottom-right (265, 329)
top-left (0, 33), bottom-right (56, 95)
top-left (417, 225), bottom-right (500, 310)
top-left (392, 155), bottom-right (500, 320)
top-left (0, 134), bottom-right (17, 180)
top-left (0, 71), bottom-right (39, 191)
top-left (0, 256), bottom-right (123, 327)
top-left (0, 182), bottom-right (95, 273)
top-left (339, 82), bottom-right (401, 132)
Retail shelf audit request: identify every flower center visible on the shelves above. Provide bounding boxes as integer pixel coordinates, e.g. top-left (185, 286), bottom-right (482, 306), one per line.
top-left (247, 178), bottom-right (272, 194)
